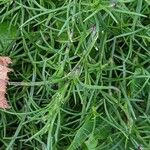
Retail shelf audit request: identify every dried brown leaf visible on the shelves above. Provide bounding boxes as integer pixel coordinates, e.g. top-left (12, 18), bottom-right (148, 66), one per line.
top-left (0, 57), bottom-right (12, 109)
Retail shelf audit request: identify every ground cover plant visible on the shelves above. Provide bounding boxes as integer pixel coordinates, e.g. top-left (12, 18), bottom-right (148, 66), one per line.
top-left (0, 0), bottom-right (150, 149)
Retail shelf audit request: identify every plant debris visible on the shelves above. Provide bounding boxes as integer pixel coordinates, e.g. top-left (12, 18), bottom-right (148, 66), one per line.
top-left (0, 57), bottom-right (12, 109)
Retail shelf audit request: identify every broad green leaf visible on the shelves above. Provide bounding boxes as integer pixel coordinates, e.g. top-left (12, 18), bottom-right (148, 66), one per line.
top-left (0, 23), bottom-right (17, 52)
top-left (67, 116), bottom-right (94, 150)
top-left (67, 115), bottom-right (110, 150)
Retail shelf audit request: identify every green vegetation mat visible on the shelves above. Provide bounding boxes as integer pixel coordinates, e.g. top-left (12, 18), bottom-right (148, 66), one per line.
top-left (0, 0), bottom-right (150, 149)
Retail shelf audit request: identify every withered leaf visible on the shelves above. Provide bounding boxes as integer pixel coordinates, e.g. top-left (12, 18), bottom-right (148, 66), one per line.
top-left (0, 57), bottom-right (12, 109)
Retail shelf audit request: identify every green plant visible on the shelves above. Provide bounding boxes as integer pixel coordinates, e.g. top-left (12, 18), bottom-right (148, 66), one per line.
top-left (0, 0), bottom-right (149, 149)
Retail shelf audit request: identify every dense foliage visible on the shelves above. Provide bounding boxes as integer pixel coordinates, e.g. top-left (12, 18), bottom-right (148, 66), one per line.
top-left (0, 0), bottom-right (150, 149)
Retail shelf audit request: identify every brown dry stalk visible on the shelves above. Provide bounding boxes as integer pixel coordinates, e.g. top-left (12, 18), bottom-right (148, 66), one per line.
top-left (0, 57), bottom-right (12, 109)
